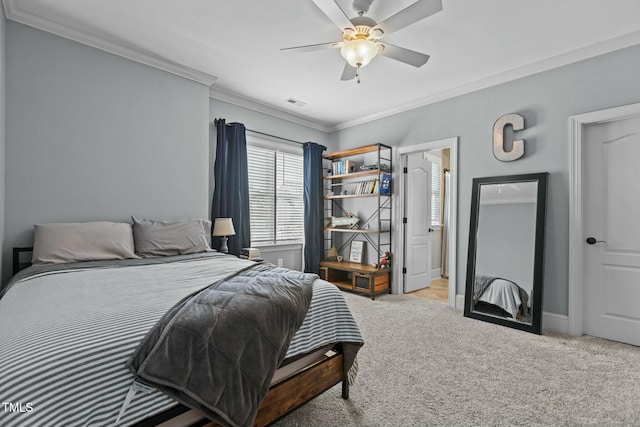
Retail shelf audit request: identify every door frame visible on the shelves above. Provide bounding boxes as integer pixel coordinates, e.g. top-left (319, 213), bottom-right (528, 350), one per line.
top-left (394, 137), bottom-right (458, 308)
top-left (568, 102), bottom-right (640, 336)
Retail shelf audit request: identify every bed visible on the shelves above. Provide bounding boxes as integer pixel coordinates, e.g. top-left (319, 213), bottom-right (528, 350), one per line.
top-left (473, 274), bottom-right (530, 322)
top-left (0, 220), bottom-right (364, 427)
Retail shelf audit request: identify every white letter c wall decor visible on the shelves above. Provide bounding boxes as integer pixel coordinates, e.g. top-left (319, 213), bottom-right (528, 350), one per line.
top-left (493, 113), bottom-right (525, 162)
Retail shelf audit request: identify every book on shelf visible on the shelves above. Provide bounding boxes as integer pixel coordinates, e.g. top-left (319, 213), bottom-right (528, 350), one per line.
top-left (331, 160), bottom-right (355, 176)
top-left (353, 179), bottom-right (380, 195)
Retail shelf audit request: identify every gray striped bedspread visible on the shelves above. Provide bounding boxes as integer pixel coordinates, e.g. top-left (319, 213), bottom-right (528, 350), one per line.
top-left (0, 253), bottom-right (363, 427)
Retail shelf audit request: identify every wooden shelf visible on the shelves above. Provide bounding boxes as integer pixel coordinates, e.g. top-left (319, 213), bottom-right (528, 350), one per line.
top-left (320, 261), bottom-right (386, 273)
top-left (323, 144), bottom-right (391, 160)
top-left (323, 170), bottom-right (380, 180)
top-left (324, 193), bottom-right (388, 200)
top-left (324, 228), bottom-right (385, 234)
top-left (332, 280), bottom-right (353, 291)
top-left (319, 261), bottom-right (391, 300)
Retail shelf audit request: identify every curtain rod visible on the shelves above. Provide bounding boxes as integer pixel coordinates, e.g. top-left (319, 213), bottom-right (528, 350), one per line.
top-left (246, 129), bottom-right (306, 146)
top-left (213, 119), bottom-right (305, 146)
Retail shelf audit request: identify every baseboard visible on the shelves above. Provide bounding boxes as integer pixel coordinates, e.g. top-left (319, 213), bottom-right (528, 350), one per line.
top-left (455, 294), bottom-right (569, 334)
top-left (431, 268), bottom-right (442, 280)
top-left (542, 311), bottom-right (569, 334)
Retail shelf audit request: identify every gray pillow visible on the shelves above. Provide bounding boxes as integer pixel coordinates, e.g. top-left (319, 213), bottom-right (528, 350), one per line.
top-left (199, 219), bottom-right (212, 248)
top-left (132, 217), bottom-right (210, 257)
top-left (32, 222), bottom-right (138, 265)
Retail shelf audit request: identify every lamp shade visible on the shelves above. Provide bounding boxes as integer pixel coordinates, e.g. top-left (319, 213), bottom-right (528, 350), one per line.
top-left (340, 38), bottom-right (379, 68)
top-left (213, 218), bottom-right (236, 236)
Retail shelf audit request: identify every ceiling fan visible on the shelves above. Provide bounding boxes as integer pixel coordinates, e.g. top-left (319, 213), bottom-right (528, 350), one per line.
top-left (281, 0), bottom-right (443, 83)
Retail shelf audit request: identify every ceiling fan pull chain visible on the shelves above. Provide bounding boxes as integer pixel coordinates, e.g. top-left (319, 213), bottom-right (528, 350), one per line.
top-left (356, 66), bottom-right (361, 83)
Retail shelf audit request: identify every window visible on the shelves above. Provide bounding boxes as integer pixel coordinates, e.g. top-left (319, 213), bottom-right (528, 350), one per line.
top-left (246, 140), bottom-right (304, 245)
top-left (427, 156), bottom-right (442, 226)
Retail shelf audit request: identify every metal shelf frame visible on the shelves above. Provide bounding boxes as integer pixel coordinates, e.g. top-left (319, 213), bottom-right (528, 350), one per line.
top-left (322, 143), bottom-right (392, 269)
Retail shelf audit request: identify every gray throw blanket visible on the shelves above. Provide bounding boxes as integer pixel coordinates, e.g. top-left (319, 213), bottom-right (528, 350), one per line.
top-left (473, 274), bottom-right (497, 303)
top-left (128, 263), bottom-right (316, 427)
top-left (474, 274), bottom-right (529, 318)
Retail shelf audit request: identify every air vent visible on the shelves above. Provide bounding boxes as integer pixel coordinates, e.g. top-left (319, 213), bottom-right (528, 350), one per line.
top-left (286, 98), bottom-right (307, 107)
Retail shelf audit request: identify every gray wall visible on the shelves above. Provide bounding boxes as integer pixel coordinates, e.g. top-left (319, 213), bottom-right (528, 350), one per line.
top-left (4, 22), bottom-right (210, 283)
top-left (209, 98), bottom-right (333, 271)
top-left (329, 44), bottom-right (640, 315)
top-left (0, 7), bottom-right (5, 282)
top-left (6, 15), bottom-right (640, 310)
top-left (209, 98), bottom-right (333, 206)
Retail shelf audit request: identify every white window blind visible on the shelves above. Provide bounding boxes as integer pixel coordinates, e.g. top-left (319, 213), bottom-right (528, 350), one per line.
top-left (431, 161), bottom-right (442, 225)
top-left (247, 143), bottom-right (304, 244)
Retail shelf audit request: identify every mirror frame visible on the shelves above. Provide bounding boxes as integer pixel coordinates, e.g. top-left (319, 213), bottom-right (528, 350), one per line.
top-left (464, 172), bottom-right (548, 334)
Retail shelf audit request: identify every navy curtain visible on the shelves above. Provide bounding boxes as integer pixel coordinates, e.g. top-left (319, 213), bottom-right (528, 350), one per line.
top-left (211, 119), bottom-right (251, 256)
top-left (303, 142), bottom-right (327, 274)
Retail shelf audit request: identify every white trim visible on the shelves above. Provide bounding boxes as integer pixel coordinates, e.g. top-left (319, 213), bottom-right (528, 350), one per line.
top-left (255, 242), bottom-right (303, 252)
top-left (330, 29), bottom-right (640, 131)
top-left (542, 312), bottom-right (569, 334)
top-left (5, 0), bottom-right (640, 132)
top-left (395, 137), bottom-right (458, 309)
top-left (568, 102), bottom-right (640, 336)
top-left (431, 268), bottom-right (442, 281)
top-left (2, 0), bottom-right (218, 87)
top-left (209, 87), bottom-right (331, 132)
top-left (456, 293), bottom-right (567, 333)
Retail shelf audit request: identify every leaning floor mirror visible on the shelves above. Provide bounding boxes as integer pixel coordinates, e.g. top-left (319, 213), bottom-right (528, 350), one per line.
top-left (464, 172), bottom-right (548, 334)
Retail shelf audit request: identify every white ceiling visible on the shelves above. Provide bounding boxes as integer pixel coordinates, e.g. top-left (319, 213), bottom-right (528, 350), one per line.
top-left (5, 0), bottom-right (640, 131)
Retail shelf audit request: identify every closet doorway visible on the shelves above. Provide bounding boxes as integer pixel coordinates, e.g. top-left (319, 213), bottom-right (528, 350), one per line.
top-left (395, 138), bottom-right (458, 308)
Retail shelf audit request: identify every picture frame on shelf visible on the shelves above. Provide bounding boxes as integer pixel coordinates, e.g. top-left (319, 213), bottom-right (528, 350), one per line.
top-left (349, 241), bottom-right (365, 263)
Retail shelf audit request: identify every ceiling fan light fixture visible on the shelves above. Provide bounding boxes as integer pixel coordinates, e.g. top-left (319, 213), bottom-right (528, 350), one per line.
top-left (370, 28), bottom-right (384, 39)
top-left (340, 38), bottom-right (378, 68)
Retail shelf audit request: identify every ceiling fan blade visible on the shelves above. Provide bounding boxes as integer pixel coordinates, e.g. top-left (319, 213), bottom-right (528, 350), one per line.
top-left (374, 0), bottom-right (442, 35)
top-left (379, 43), bottom-right (430, 67)
top-left (340, 63), bottom-right (357, 81)
top-left (311, 0), bottom-right (355, 32)
top-left (281, 41), bottom-right (343, 54)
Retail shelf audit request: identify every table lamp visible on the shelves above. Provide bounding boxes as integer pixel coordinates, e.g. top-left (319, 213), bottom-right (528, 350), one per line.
top-left (213, 218), bottom-right (236, 254)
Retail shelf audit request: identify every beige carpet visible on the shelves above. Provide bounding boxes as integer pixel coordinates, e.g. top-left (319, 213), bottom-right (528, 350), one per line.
top-left (274, 293), bottom-right (640, 426)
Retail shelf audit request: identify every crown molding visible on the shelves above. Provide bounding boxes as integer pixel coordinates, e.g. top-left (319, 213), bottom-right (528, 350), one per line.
top-left (3, 0), bottom-right (329, 132)
top-left (209, 86), bottom-right (331, 132)
top-left (4, 0), bottom-right (640, 132)
top-left (2, 0), bottom-right (217, 87)
top-left (329, 29), bottom-right (640, 131)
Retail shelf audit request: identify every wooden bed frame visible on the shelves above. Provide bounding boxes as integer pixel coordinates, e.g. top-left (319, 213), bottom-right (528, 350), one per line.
top-left (135, 348), bottom-right (348, 427)
top-left (11, 247), bottom-right (351, 427)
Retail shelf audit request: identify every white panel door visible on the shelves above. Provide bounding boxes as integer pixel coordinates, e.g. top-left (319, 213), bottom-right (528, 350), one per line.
top-left (583, 115), bottom-right (640, 346)
top-left (404, 156), bottom-right (432, 293)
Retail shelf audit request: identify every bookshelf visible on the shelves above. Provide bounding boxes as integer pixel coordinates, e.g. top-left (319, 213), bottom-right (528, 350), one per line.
top-left (320, 143), bottom-right (392, 300)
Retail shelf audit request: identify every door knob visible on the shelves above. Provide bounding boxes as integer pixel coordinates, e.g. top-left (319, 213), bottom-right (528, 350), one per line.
top-left (586, 237), bottom-right (607, 245)
top-left (428, 228), bottom-right (434, 232)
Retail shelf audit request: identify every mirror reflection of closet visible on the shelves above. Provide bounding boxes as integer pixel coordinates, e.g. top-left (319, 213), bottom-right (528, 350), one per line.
top-left (464, 173), bottom-right (548, 334)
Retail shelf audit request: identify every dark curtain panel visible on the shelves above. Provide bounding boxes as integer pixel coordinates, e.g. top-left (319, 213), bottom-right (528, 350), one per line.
top-left (303, 142), bottom-right (327, 274)
top-left (211, 119), bottom-right (251, 256)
